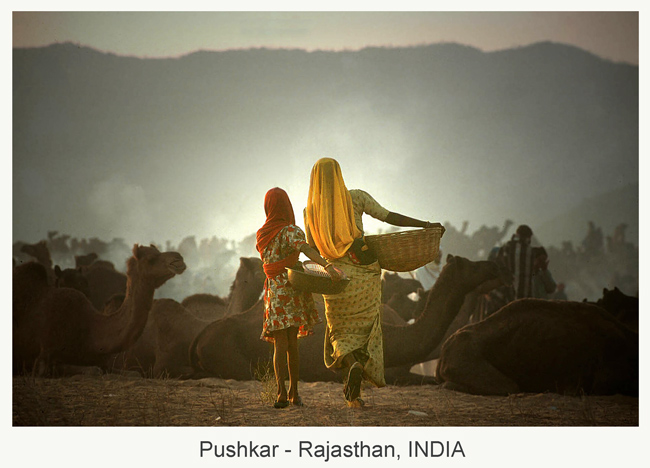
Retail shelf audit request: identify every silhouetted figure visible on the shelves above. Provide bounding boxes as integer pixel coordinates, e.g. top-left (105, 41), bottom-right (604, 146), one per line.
top-left (497, 224), bottom-right (537, 301)
top-left (581, 221), bottom-right (604, 258)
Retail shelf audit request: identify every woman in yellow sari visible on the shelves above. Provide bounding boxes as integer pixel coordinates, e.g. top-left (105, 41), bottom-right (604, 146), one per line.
top-left (305, 158), bottom-right (444, 405)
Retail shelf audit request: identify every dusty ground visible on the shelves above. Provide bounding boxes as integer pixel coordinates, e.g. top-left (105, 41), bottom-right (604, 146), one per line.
top-left (13, 373), bottom-right (638, 427)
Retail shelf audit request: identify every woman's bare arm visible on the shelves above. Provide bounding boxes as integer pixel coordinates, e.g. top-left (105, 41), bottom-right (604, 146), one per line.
top-left (299, 243), bottom-right (342, 281)
top-left (385, 212), bottom-right (445, 234)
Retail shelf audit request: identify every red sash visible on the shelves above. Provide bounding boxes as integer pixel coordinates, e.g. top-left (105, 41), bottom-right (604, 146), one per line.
top-left (263, 251), bottom-right (300, 279)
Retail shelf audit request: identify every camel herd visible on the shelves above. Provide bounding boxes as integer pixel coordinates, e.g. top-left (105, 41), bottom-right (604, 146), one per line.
top-left (12, 240), bottom-right (638, 397)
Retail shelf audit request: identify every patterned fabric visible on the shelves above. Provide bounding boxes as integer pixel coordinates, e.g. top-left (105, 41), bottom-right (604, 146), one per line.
top-left (348, 189), bottom-right (390, 233)
top-left (260, 225), bottom-right (321, 343)
top-left (323, 255), bottom-right (386, 388)
top-left (498, 238), bottom-right (534, 300)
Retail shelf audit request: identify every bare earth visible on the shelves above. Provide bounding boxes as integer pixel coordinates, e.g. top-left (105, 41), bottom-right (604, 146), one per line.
top-left (13, 373), bottom-right (638, 426)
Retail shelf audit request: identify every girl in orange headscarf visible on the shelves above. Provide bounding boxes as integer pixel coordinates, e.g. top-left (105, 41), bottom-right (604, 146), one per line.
top-left (305, 158), bottom-right (443, 406)
top-left (257, 187), bottom-right (341, 408)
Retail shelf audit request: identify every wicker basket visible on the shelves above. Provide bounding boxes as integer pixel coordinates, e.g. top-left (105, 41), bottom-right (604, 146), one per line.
top-left (286, 261), bottom-right (350, 295)
top-left (365, 227), bottom-right (443, 272)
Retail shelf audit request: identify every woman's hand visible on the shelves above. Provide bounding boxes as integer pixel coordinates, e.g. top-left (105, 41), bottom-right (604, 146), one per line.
top-left (425, 221), bottom-right (446, 235)
top-left (325, 263), bottom-right (343, 282)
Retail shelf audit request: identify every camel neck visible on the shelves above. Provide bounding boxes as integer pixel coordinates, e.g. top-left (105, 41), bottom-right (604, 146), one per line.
top-left (90, 270), bottom-right (156, 354)
top-left (383, 267), bottom-right (472, 367)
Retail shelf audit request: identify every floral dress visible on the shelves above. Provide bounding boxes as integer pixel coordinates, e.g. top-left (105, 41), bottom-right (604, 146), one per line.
top-left (260, 224), bottom-right (321, 343)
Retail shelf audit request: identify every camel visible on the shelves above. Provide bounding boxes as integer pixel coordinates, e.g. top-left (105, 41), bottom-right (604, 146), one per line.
top-left (19, 240), bottom-right (57, 284)
top-left (13, 244), bottom-right (186, 376)
top-left (82, 260), bottom-right (128, 310)
top-left (596, 287), bottom-right (638, 332)
top-left (13, 262), bottom-right (99, 373)
top-left (407, 287), bottom-right (485, 378)
top-left (188, 254), bottom-right (510, 383)
top-left (181, 257), bottom-right (265, 320)
top-left (180, 293), bottom-right (228, 320)
top-left (148, 298), bottom-right (217, 377)
top-left (75, 252), bottom-right (98, 268)
top-left (381, 272), bottom-right (423, 322)
top-left (435, 299), bottom-right (638, 396)
top-left (20, 240), bottom-right (53, 270)
top-left (53, 265), bottom-right (90, 298)
top-left (381, 272), bottom-right (422, 302)
top-left (106, 257), bottom-right (264, 377)
top-left (224, 257), bottom-right (265, 316)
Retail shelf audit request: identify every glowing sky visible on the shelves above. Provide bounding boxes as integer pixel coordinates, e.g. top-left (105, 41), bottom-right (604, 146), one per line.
top-left (13, 10), bottom-right (639, 64)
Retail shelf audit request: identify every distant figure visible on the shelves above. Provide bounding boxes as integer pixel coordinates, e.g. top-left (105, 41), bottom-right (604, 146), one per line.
top-left (552, 283), bottom-right (568, 301)
top-left (473, 247), bottom-right (508, 322)
top-left (581, 221), bottom-right (604, 257)
top-left (497, 224), bottom-right (537, 301)
top-left (531, 247), bottom-right (557, 299)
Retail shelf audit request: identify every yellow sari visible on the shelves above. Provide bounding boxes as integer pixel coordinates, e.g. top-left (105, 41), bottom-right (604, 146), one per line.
top-left (305, 158), bottom-right (386, 387)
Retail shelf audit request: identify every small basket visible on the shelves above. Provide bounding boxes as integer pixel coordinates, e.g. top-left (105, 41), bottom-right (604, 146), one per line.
top-left (286, 261), bottom-right (350, 295)
top-left (365, 227), bottom-right (443, 272)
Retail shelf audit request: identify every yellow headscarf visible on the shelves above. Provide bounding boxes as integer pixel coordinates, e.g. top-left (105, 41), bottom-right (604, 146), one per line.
top-left (305, 158), bottom-right (362, 260)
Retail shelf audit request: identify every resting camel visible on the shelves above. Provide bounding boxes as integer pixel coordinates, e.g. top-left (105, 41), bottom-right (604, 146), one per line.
top-left (20, 240), bottom-right (53, 269)
top-left (436, 299), bottom-right (638, 396)
top-left (181, 257), bottom-right (265, 320)
top-left (53, 265), bottom-right (90, 298)
top-left (13, 262), bottom-right (102, 373)
top-left (596, 287), bottom-right (638, 332)
top-left (13, 244), bottom-right (186, 376)
top-left (381, 272), bottom-right (424, 322)
top-left (106, 257), bottom-right (265, 376)
top-left (188, 254), bottom-right (510, 382)
top-left (74, 252), bottom-right (99, 268)
top-left (19, 240), bottom-right (56, 284)
top-left (82, 260), bottom-right (128, 311)
top-left (407, 287), bottom-right (484, 378)
top-left (180, 294), bottom-right (229, 320)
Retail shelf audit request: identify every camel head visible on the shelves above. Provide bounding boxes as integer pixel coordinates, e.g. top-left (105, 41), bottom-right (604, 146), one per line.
top-left (443, 254), bottom-right (512, 294)
top-left (226, 257), bottom-right (265, 314)
top-left (597, 287), bottom-right (638, 315)
top-left (381, 272), bottom-right (423, 301)
top-left (241, 257), bottom-right (265, 288)
top-left (20, 240), bottom-right (53, 268)
top-left (128, 244), bottom-right (187, 288)
top-left (228, 257), bottom-right (265, 294)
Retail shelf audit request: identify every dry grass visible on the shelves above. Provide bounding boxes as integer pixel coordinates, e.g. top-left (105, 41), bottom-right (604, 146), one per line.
top-left (12, 374), bottom-right (638, 427)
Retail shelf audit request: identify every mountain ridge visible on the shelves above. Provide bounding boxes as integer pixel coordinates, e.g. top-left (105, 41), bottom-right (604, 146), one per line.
top-left (12, 41), bottom-right (638, 246)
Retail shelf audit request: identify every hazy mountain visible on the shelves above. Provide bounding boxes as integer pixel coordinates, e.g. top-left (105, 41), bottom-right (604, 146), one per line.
top-left (13, 41), bottom-right (638, 247)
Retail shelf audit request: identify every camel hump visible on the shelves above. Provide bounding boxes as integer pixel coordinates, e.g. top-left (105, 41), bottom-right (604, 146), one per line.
top-left (15, 261), bottom-right (49, 283)
top-left (181, 293), bottom-right (227, 308)
top-left (74, 252), bottom-right (98, 268)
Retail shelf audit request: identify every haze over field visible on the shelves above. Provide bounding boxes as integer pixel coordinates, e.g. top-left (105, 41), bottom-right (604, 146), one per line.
top-left (13, 41), bottom-right (638, 251)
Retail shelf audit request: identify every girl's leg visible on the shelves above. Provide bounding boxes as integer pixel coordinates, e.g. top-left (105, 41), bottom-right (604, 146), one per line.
top-left (272, 329), bottom-right (289, 404)
top-left (286, 327), bottom-right (301, 404)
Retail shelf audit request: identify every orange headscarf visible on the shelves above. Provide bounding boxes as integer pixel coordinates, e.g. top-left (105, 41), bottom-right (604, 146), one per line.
top-left (305, 158), bottom-right (362, 260)
top-left (256, 187), bottom-right (296, 255)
